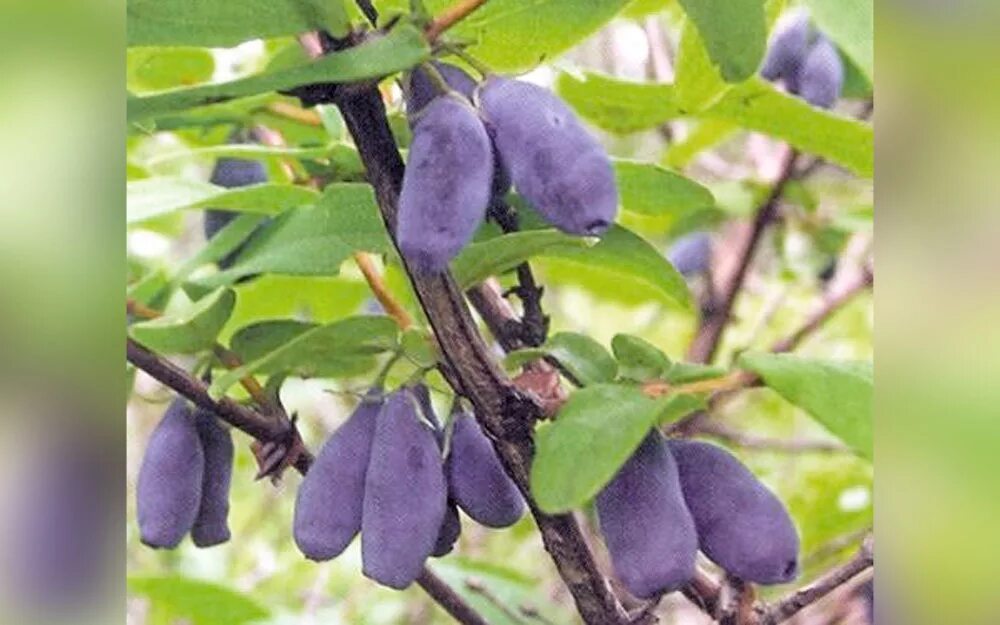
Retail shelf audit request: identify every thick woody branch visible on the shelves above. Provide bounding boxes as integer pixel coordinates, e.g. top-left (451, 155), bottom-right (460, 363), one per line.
top-left (332, 84), bottom-right (629, 625)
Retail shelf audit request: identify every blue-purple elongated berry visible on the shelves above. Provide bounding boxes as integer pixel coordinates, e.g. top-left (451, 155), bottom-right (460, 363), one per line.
top-left (761, 12), bottom-right (811, 85)
top-left (431, 502), bottom-right (462, 557)
top-left (406, 63), bottom-right (512, 202)
top-left (406, 62), bottom-right (478, 121)
top-left (667, 231), bottom-right (712, 277)
top-left (668, 440), bottom-right (800, 585)
top-left (293, 390), bottom-right (383, 561)
top-left (478, 77), bottom-right (618, 236)
top-left (446, 411), bottom-right (524, 528)
top-left (596, 432), bottom-right (697, 599)
top-left (361, 389), bottom-right (447, 589)
top-left (136, 399), bottom-right (204, 549)
top-left (190, 409), bottom-right (234, 548)
top-left (396, 95), bottom-right (494, 275)
top-left (796, 35), bottom-right (844, 110)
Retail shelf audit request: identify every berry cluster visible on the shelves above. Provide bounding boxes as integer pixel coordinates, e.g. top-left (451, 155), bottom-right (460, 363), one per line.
top-left (397, 62), bottom-right (619, 274)
top-left (761, 12), bottom-right (844, 110)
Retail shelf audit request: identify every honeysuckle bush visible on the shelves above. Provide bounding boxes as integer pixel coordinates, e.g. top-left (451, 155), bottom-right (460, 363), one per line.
top-left (126, 0), bottom-right (872, 623)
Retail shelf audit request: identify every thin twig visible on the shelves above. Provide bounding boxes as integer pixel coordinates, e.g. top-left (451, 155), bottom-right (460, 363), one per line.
top-left (801, 527), bottom-right (872, 570)
top-left (126, 337), bottom-right (312, 474)
top-left (770, 267), bottom-right (873, 353)
top-left (687, 150), bottom-right (799, 364)
top-left (697, 421), bottom-right (851, 454)
top-left (425, 0), bottom-right (490, 42)
top-left (763, 535), bottom-right (873, 624)
top-left (416, 569), bottom-right (492, 625)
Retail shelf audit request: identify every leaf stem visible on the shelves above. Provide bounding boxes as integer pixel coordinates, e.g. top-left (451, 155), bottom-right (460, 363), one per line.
top-left (425, 0), bottom-right (490, 42)
top-left (353, 252), bottom-right (414, 330)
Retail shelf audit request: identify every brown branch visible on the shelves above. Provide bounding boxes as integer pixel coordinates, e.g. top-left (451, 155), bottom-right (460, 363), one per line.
top-left (681, 568), bottom-right (722, 617)
top-left (127, 337), bottom-right (312, 474)
top-left (687, 150), bottom-right (799, 364)
top-left (763, 535), bottom-right (873, 625)
top-left (425, 0), bottom-right (490, 42)
top-left (415, 569), bottom-right (492, 625)
top-left (770, 266), bottom-right (873, 353)
top-left (127, 299), bottom-right (275, 411)
top-left (332, 83), bottom-right (629, 625)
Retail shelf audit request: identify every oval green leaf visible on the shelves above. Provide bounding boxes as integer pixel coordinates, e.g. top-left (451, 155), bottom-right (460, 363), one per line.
top-left (129, 288), bottom-right (235, 353)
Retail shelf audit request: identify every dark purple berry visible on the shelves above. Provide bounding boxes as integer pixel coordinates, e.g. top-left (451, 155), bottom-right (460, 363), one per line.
top-left (446, 411), bottom-right (524, 528)
top-left (136, 399), bottom-right (204, 549)
top-left (596, 432), bottom-right (697, 598)
top-left (431, 502), bottom-right (462, 557)
top-left (361, 389), bottom-right (447, 589)
top-left (190, 409), bottom-right (234, 548)
top-left (396, 96), bottom-right (494, 274)
top-left (293, 390), bottom-right (383, 561)
top-left (668, 439), bottom-right (800, 585)
top-left (478, 77), bottom-right (618, 236)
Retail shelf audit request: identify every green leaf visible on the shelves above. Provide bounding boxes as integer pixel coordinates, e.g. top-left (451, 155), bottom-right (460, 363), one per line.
top-left (532, 384), bottom-right (664, 512)
top-left (540, 224), bottom-right (693, 310)
top-left (199, 183), bottom-right (391, 286)
top-left (127, 178), bottom-right (318, 224)
top-left (174, 214), bottom-right (266, 283)
top-left (803, 0), bottom-right (873, 80)
top-left (739, 352), bottom-right (872, 459)
top-left (127, 0), bottom-right (349, 47)
top-left (503, 348), bottom-right (550, 371)
top-left (614, 160), bottom-right (715, 217)
top-left (452, 229), bottom-right (587, 289)
top-left (655, 392), bottom-right (706, 426)
top-left (621, 0), bottom-right (674, 19)
top-left (212, 316), bottom-right (399, 396)
top-left (611, 333), bottom-right (672, 381)
top-left (129, 288), bottom-right (235, 353)
top-left (127, 47), bottom-right (215, 93)
top-left (555, 71), bottom-right (683, 133)
top-left (663, 119), bottom-right (737, 168)
top-left (127, 24), bottom-right (430, 122)
top-left (128, 575), bottom-right (268, 625)
top-left (546, 332), bottom-right (617, 386)
top-left (705, 78), bottom-right (873, 177)
top-left (665, 361), bottom-right (727, 383)
top-left (401, 327), bottom-right (439, 368)
top-left (677, 0), bottom-right (767, 82)
top-left (674, 18), bottom-right (729, 111)
top-left (435, 0), bottom-right (630, 73)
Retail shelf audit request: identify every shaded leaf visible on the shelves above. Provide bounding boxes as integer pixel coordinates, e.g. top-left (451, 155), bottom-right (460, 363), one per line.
top-left (611, 333), bottom-right (673, 381)
top-left (127, 178), bottom-right (318, 224)
top-left (803, 0), bottom-right (873, 80)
